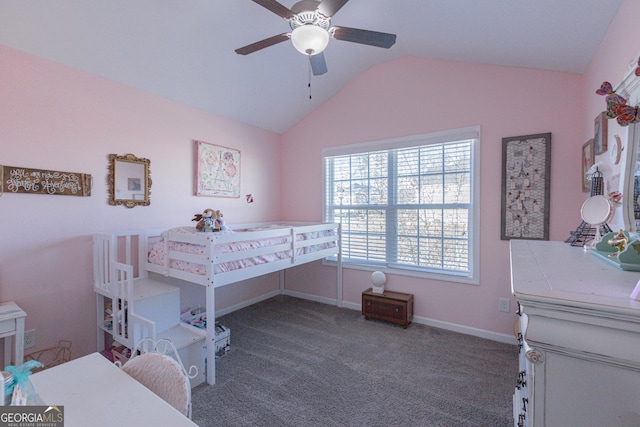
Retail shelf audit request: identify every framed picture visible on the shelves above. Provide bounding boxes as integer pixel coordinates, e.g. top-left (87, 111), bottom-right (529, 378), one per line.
top-left (594, 112), bottom-right (608, 155)
top-left (582, 138), bottom-right (595, 193)
top-left (501, 133), bottom-right (552, 240)
top-left (195, 140), bottom-right (240, 198)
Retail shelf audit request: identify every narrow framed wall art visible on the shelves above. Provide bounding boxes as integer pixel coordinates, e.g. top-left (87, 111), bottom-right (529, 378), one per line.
top-left (582, 138), bottom-right (595, 193)
top-left (594, 111), bottom-right (608, 155)
top-left (500, 133), bottom-right (551, 240)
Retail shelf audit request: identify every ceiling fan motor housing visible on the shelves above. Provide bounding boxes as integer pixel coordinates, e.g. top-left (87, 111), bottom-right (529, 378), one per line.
top-left (289, 10), bottom-right (331, 31)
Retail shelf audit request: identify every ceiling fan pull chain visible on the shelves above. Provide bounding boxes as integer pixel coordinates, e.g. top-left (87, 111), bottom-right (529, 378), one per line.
top-left (308, 55), bottom-right (313, 99)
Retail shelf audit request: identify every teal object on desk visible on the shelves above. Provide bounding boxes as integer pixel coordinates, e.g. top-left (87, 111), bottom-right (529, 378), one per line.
top-left (591, 231), bottom-right (640, 271)
top-left (4, 360), bottom-right (43, 405)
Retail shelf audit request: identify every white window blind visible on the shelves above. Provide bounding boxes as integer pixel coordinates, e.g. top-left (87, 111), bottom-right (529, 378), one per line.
top-left (323, 127), bottom-right (479, 283)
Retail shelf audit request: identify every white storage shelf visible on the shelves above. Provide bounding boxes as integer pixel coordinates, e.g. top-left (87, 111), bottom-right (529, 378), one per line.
top-left (159, 323), bottom-right (206, 388)
top-left (131, 279), bottom-right (180, 336)
top-left (95, 278), bottom-right (206, 388)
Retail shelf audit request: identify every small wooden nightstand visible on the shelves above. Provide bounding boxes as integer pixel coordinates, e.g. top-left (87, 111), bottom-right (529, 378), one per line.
top-left (362, 288), bottom-right (413, 328)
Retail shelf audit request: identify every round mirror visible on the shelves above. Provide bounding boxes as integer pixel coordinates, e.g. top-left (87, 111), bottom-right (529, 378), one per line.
top-left (581, 195), bottom-right (613, 225)
top-left (581, 195), bottom-right (614, 249)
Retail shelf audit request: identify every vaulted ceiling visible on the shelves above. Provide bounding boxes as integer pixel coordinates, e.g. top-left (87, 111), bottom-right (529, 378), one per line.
top-left (0, 0), bottom-right (623, 133)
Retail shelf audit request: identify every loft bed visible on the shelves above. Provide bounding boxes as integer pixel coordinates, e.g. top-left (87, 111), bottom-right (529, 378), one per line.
top-left (93, 222), bottom-right (342, 385)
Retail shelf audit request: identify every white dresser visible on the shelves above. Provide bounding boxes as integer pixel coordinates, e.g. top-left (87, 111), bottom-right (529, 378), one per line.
top-left (510, 240), bottom-right (640, 427)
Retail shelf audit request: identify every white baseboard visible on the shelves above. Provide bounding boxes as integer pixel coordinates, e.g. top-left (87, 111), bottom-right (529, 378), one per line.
top-left (215, 289), bottom-right (281, 317)
top-left (282, 289), bottom-right (337, 306)
top-left (292, 292), bottom-right (517, 345)
top-left (411, 315), bottom-right (517, 344)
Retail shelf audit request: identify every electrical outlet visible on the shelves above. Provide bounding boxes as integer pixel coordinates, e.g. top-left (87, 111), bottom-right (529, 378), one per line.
top-left (499, 298), bottom-right (510, 313)
top-left (24, 329), bottom-right (36, 349)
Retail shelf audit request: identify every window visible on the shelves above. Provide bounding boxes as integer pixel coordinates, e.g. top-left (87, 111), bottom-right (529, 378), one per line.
top-left (323, 126), bottom-right (480, 284)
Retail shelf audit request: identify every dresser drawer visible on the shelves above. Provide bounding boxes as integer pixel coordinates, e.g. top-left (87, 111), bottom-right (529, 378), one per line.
top-left (362, 288), bottom-right (413, 328)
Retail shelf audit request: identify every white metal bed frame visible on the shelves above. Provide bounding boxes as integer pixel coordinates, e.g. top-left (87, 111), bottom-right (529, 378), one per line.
top-left (93, 222), bottom-right (342, 385)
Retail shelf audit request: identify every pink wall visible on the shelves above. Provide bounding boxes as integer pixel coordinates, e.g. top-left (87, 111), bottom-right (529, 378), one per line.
top-left (282, 57), bottom-right (585, 337)
top-left (583, 0), bottom-right (640, 141)
top-left (283, 0), bottom-right (640, 338)
top-left (0, 0), bottom-right (636, 361)
top-left (0, 46), bottom-right (282, 359)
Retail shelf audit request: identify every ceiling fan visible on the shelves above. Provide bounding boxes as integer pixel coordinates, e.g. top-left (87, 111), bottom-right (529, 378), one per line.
top-left (235, 0), bottom-right (397, 76)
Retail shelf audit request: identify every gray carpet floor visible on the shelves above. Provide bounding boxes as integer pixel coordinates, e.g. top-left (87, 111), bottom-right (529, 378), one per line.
top-left (191, 295), bottom-right (518, 427)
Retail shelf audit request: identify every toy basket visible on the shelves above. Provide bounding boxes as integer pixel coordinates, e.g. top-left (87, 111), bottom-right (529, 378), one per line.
top-left (111, 344), bottom-right (131, 364)
top-left (181, 307), bottom-right (230, 357)
top-left (24, 340), bottom-right (72, 372)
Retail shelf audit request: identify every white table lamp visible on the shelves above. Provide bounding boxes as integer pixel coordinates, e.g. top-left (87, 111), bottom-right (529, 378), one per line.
top-left (371, 271), bottom-right (386, 294)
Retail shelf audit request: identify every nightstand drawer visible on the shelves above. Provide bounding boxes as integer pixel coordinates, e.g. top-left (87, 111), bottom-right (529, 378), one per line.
top-left (0, 319), bottom-right (16, 335)
top-left (364, 298), bottom-right (406, 321)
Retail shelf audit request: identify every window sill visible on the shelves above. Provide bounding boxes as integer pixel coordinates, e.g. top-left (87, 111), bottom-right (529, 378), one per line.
top-left (323, 259), bottom-right (479, 285)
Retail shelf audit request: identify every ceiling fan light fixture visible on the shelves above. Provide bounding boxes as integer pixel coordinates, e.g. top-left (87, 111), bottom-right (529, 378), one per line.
top-left (291, 25), bottom-right (329, 56)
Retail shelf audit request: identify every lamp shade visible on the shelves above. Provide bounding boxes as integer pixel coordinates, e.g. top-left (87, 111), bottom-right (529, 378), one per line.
top-left (291, 25), bottom-right (330, 55)
top-left (371, 271), bottom-right (387, 287)
top-left (371, 270), bottom-right (386, 294)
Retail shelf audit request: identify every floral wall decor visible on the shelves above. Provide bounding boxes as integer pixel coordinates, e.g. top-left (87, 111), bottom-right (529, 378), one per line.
top-left (195, 140), bottom-right (240, 198)
top-left (596, 80), bottom-right (640, 127)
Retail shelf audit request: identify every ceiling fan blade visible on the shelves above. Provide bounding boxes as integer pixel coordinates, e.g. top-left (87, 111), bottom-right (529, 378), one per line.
top-left (235, 33), bottom-right (290, 55)
top-left (317, 0), bottom-right (349, 17)
top-left (252, 0), bottom-right (295, 19)
top-left (310, 53), bottom-right (328, 76)
top-left (332, 26), bottom-right (396, 48)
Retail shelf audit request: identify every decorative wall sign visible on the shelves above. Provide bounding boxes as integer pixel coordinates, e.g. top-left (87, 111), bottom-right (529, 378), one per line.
top-left (582, 138), bottom-right (595, 193)
top-left (0, 165), bottom-right (91, 196)
top-left (195, 140), bottom-right (240, 198)
top-left (594, 112), bottom-right (608, 154)
top-left (501, 133), bottom-right (551, 240)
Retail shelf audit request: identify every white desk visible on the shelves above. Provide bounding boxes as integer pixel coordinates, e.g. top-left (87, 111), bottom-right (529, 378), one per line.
top-left (0, 301), bottom-right (26, 367)
top-left (30, 353), bottom-right (198, 427)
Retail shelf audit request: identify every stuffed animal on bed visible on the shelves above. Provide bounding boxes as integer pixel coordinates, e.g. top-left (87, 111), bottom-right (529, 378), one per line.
top-left (216, 211), bottom-right (229, 231)
top-left (194, 209), bottom-right (221, 232)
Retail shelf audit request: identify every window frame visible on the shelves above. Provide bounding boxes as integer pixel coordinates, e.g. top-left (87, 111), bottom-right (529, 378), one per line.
top-left (322, 126), bottom-right (480, 285)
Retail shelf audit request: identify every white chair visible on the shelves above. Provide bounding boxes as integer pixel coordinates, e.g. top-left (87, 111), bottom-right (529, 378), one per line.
top-left (118, 338), bottom-right (198, 419)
